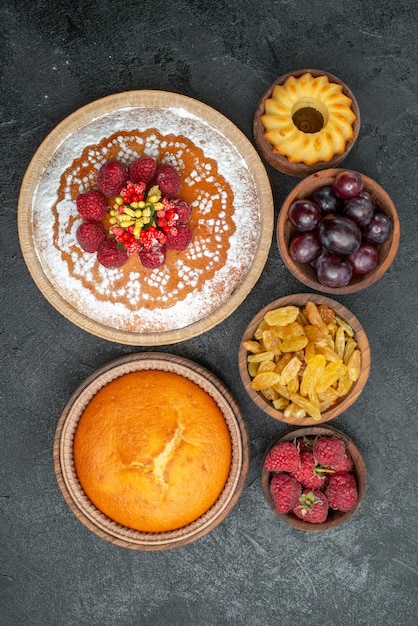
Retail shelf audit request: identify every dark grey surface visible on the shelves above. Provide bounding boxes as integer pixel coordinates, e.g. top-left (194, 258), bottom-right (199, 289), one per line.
top-left (2, 1), bottom-right (417, 624)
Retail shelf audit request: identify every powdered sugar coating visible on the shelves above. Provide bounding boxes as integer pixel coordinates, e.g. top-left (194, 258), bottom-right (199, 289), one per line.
top-left (32, 107), bottom-right (261, 333)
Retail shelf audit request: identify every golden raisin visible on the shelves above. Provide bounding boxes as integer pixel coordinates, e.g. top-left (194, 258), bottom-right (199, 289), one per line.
top-left (264, 306), bottom-right (300, 327)
top-left (318, 304), bottom-right (335, 324)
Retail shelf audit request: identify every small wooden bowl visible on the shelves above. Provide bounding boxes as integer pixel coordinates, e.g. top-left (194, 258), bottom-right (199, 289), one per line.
top-left (254, 69), bottom-right (360, 177)
top-left (238, 294), bottom-right (370, 426)
top-left (54, 353), bottom-right (250, 551)
top-left (277, 168), bottom-right (400, 294)
top-left (261, 424), bottom-right (367, 531)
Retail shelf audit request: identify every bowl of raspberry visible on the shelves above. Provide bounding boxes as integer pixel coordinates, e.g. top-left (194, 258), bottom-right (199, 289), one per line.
top-left (277, 168), bottom-right (400, 294)
top-left (261, 425), bottom-right (367, 531)
top-left (239, 294), bottom-right (370, 426)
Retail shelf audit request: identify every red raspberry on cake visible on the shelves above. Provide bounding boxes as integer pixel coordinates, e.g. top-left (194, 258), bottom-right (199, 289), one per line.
top-left (172, 198), bottom-right (193, 223)
top-left (313, 436), bottom-right (346, 467)
top-left (96, 239), bottom-right (128, 269)
top-left (264, 441), bottom-right (300, 473)
top-left (76, 190), bottom-right (107, 221)
top-left (166, 225), bottom-right (193, 251)
top-left (270, 473), bottom-right (302, 514)
top-left (129, 156), bottom-right (157, 184)
top-left (97, 161), bottom-right (129, 197)
top-left (326, 473), bottom-right (358, 512)
top-left (139, 244), bottom-right (167, 269)
top-left (291, 451), bottom-right (327, 490)
top-left (155, 163), bottom-right (182, 198)
top-left (76, 222), bottom-right (106, 253)
top-left (293, 490), bottom-right (329, 524)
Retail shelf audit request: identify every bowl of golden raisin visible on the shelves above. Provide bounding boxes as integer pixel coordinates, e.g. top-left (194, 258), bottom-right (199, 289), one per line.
top-left (238, 294), bottom-right (370, 425)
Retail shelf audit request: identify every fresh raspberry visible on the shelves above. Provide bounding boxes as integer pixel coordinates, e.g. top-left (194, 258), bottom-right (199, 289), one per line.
top-left (97, 161), bottom-right (129, 197)
top-left (166, 225), bottom-right (192, 251)
top-left (139, 244), bottom-right (167, 269)
top-left (332, 451), bottom-right (354, 474)
top-left (313, 436), bottom-right (346, 467)
top-left (76, 221), bottom-right (106, 253)
top-left (326, 473), bottom-right (358, 512)
top-left (264, 441), bottom-right (300, 473)
top-left (155, 163), bottom-right (182, 198)
top-left (76, 190), bottom-right (107, 221)
top-left (128, 156), bottom-right (157, 184)
top-left (291, 451), bottom-right (327, 490)
top-left (270, 473), bottom-right (302, 514)
top-left (293, 490), bottom-right (329, 523)
top-left (96, 239), bottom-right (128, 269)
top-left (171, 198), bottom-right (192, 223)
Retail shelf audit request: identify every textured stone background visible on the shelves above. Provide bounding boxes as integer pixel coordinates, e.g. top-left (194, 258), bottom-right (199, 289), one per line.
top-left (1, 1), bottom-right (417, 624)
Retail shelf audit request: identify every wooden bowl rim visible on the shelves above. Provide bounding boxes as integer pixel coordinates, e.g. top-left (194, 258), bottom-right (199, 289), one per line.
top-left (253, 69), bottom-right (361, 177)
top-left (53, 352), bottom-right (250, 550)
top-left (260, 424), bottom-right (368, 531)
top-left (276, 168), bottom-right (401, 294)
top-left (238, 293), bottom-right (371, 425)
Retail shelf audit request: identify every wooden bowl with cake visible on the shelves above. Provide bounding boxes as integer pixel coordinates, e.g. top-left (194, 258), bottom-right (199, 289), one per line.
top-left (238, 294), bottom-right (370, 426)
top-left (254, 69), bottom-right (360, 177)
top-left (277, 168), bottom-right (400, 294)
top-left (261, 424), bottom-right (367, 531)
top-left (54, 353), bottom-right (250, 550)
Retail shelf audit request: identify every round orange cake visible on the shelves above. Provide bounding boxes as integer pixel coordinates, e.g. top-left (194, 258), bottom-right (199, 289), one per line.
top-left (73, 370), bottom-right (232, 532)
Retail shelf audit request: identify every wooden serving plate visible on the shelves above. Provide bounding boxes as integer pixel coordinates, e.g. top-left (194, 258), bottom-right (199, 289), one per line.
top-left (238, 293), bottom-right (370, 426)
top-left (277, 168), bottom-right (400, 294)
top-left (253, 69), bottom-right (361, 177)
top-left (54, 353), bottom-right (250, 550)
top-left (261, 425), bottom-right (367, 532)
top-left (18, 90), bottom-right (273, 345)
